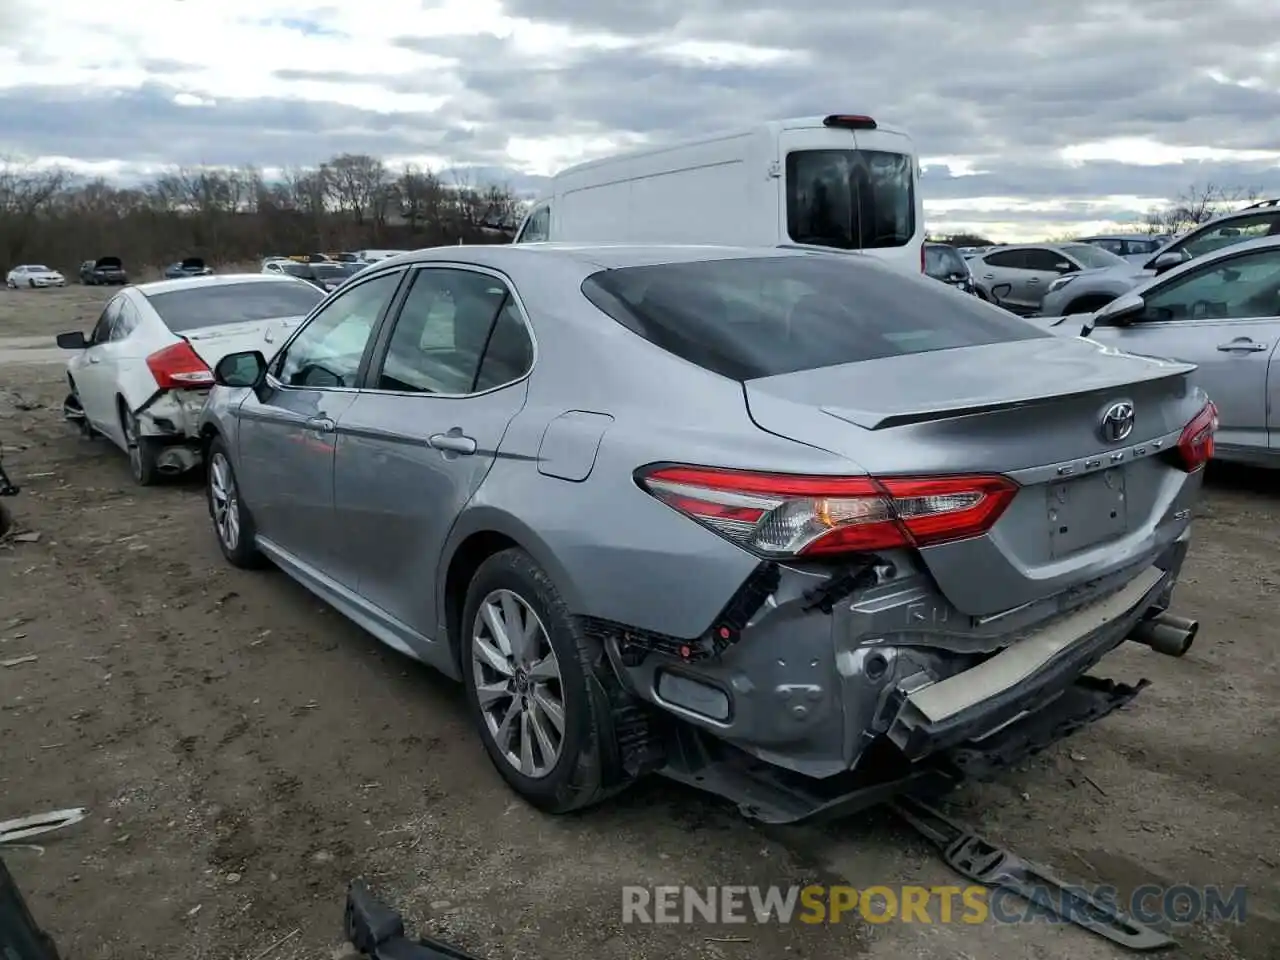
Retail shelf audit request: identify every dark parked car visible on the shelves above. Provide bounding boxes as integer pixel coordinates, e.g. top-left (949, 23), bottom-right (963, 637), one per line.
top-left (163, 257), bottom-right (214, 280)
top-left (79, 257), bottom-right (128, 285)
top-left (923, 242), bottom-right (978, 295)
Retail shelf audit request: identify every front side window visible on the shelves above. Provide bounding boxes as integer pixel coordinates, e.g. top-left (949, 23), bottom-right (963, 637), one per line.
top-left (1138, 248), bottom-right (1280, 322)
top-left (110, 300), bottom-right (140, 341)
top-left (582, 254), bottom-right (1045, 381)
top-left (785, 150), bottom-right (914, 250)
top-left (275, 272), bottom-right (401, 388)
top-left (1174, 213), bottom-right (1280, 260)
top-left (983, 249), bottom-right (1026, 269)
top-left (517, 205), bottom-right (551, 243)
top-left (375, 269), bottom-right (524, 394)
top-left (1024, 249), bottom-right (1078, 273)
top-left (89, 299), bottom-right (122, 344)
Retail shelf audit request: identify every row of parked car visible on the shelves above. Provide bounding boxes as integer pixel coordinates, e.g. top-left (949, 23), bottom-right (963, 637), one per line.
top-left (929, 198), bottom-right (1280, 318)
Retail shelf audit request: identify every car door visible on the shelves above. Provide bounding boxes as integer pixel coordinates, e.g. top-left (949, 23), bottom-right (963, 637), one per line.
top-left (1019, 248), bottom-right (1078, 310)
top-left (1089, 245), bottom-right (1280, 456)
top-left (71, 297), bottom-right (125, 438)
top-left (233, 270), bottom-right (405, 580)
top-left (974, 249), bottom-right (1031, 307)
top-left (332, 266), bottom-right (535, 652)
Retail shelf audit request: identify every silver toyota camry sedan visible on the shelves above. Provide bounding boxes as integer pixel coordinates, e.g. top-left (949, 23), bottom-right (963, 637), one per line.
top-left (197, 243), bottom-right (1213, 823)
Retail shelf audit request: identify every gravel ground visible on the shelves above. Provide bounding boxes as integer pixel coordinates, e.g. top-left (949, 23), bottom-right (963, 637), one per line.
top-left (1, 286), bottom-right (1277, 960)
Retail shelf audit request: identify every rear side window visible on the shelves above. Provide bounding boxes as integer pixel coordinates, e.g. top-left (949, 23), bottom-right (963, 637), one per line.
top-left (786, 150), bottom-right (914, 250)
top-left (582, 255), bottom-right (1046, 381)
top-left (144, 281), bottom-right (324, 332)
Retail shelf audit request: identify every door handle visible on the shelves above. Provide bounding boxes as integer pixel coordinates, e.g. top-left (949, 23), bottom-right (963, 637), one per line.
top-left (1027, 277), bottom-right (1041, 285)
top-left (428, 432), bottom-right (477, 455)
top-left (1215, 340), bottom-right (1269, 352)
top-left (304, 416), bottom-right (335, 432)
top-left (88, 355), bottom-right (101, 364)
top-left (982, 274), bottom-right (994, 280)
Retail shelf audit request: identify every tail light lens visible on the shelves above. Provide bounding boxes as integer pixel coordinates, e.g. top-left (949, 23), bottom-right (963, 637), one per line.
top-left (146, 341), bottom-right (214, 390)
top-left (637, 466), bottom-right (1018, 557)
top-left (1175, 400), bottom-right (1218, 472)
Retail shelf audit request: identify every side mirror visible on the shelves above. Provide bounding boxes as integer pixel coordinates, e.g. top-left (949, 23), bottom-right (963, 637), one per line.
top-left (1150, 251), bottom-right (1186, 276)
top-left (1092, 291), bottom-right (1145, 327)
top-left (213, 350), bottom-right (267, 388)
top-left (56, 331), bottom-right (88, 349)
top-left (1055, 261), bottom-right (1075, 273)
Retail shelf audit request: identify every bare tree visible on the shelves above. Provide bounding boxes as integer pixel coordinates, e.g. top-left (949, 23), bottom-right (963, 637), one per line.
top-left (0, 153), bottom-right (517, 271)
top-left (326, 153), bottom-right (386, 226)
top-left (0, 158), bottom-right (69, 263)
top-left (1143, 183), bottom-right (1264, 236)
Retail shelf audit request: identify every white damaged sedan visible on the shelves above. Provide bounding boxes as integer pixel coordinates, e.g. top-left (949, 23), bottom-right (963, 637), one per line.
top-left (56, 274), bottom-right (325, 484)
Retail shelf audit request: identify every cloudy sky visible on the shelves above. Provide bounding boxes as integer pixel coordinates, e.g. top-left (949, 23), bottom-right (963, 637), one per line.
top-left (1, 0), bottom-right (1278, 240)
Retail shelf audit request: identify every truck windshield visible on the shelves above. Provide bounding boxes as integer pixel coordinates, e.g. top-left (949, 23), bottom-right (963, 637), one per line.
top-left (786, 149), bottom-right (915, 250)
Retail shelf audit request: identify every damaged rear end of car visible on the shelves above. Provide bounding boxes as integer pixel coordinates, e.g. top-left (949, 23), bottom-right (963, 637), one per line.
top-left (577, 251), bottom-right (1213, 823)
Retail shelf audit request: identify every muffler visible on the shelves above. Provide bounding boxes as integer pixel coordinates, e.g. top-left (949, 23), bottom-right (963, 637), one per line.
top-left (155, 448), bottom-right (197, 476)
top-left (1128, 611), bottom-right (1198, 658)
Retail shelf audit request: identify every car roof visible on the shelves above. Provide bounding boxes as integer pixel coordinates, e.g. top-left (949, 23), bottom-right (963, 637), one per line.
top-left (134, 273), bottom-right (312, 296)
top-left (379, 242), bottom-right (832, 273)
top-left (1079, 234), bottom-right (1155, 241)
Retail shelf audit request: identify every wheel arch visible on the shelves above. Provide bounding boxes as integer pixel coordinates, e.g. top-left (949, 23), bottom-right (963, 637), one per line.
top-left (439, 507), bottom-right (586, 673)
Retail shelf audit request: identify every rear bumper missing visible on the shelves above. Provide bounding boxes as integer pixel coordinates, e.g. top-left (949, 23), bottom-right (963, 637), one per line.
top-left (885, 564), bottom-right (1169, 760)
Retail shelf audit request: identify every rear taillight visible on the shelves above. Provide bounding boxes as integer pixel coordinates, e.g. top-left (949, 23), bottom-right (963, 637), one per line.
top-left (637, 466), bottom-right (1018, 557)
top-left (146, 341), bottom-right (214, 390)
top-left (1175, 400), bottom-right (1218, 472)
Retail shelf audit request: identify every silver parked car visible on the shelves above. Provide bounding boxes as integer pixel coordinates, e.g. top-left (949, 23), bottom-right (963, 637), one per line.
top-left (1076, 234), bottom-right (1167, 266)
top-left (196, 244), bottom-right (1211, 822)
top-left (969, 243), bottom-right (1131, 314)
top-left (1036, 235), bottom-right (1280, 468)
top-left (1040, 198), bottom-right (1280, 317)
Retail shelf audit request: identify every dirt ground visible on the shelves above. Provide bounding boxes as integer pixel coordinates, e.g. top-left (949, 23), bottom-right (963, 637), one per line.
top-left (1, 286), bottom-right (1277, 960)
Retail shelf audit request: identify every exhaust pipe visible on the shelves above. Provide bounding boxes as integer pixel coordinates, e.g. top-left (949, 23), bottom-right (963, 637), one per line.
top-left (154, 448), bottom-right (197, 476)
top-left (1129, 611), bottom-right (1199, 658)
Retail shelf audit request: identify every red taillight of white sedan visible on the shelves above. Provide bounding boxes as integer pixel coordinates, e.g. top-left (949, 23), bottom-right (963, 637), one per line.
top-left (145, 341), bottom-right (215, 390)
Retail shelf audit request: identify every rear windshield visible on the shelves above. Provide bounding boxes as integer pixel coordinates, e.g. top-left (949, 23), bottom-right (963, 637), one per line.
top-left (144, 281), bottom-right (325, 332)
top-left (786, 150), bottom-right (915, 250)
top-left (581, 255), bottom-right (1046, 381)
top-left (924, 245), bottom-right (967, 278)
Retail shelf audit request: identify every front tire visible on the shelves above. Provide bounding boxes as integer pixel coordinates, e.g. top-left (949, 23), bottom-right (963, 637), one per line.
top-left (0, 501), bottom-right (11, 538)
top-left (206, 437), bottom-right (264, 568)
top-left (462, 548), bottom-right (628, 813)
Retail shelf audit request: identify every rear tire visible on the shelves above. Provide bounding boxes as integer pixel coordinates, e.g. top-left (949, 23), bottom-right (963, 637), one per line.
top-left (119, 403), bottom-right (160, 486)
top-left (461, 548), bottom-right (629, 814)
top-left (0, 501), bottom-right (11, 538)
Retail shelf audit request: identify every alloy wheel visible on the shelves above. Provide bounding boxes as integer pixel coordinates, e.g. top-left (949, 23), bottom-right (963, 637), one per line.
top-left (470, 589), bottom-right (566, 778)
top-left (209, 453), bottom-right (241, 551)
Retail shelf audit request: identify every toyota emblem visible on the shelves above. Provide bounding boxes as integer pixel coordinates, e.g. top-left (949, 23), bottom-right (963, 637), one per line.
top-left (1100, 401), bottom-right (1135, 443)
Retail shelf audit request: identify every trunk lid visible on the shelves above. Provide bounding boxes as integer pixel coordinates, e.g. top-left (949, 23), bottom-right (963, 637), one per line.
top-left (744, 336), bottom-right (1202, 616)
top-left (180, 315), bottom-right (306, 366)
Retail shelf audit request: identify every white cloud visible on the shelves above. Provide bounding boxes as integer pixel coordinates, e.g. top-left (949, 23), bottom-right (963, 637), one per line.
top-left (1, 0), bottom-right (1279, 239)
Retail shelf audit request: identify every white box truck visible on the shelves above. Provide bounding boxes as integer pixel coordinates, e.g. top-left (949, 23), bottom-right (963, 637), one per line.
top-left (512, 114), bottom-right (925, 274)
